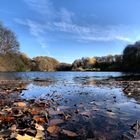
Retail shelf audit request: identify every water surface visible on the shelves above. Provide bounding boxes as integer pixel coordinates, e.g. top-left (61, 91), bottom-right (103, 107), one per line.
top-left (0, 72), bottom-right (139, 139)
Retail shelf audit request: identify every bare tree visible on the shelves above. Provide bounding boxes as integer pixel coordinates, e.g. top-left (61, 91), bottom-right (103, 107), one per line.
top-left (0, 22), bottom-right (19, 54)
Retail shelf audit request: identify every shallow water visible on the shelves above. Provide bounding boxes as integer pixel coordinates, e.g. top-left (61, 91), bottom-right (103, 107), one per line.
top-left (0, 72), bottom-right (140, 139)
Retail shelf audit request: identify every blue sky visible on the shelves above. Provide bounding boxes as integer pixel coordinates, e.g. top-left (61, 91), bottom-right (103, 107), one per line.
top-left (0, 0), bottom-right (140, 63)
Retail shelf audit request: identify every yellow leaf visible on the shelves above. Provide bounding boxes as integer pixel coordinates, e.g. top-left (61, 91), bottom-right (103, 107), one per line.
top-left (16, 134), bottom-right (39, 140)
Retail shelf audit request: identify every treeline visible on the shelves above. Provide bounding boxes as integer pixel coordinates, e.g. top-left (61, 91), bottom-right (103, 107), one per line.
top-left (72, 42), bottom-right (140, 72)
top-left (0, 21), bottom-right (140, 72)
top-left (72, 55), bottom-right (123, 71)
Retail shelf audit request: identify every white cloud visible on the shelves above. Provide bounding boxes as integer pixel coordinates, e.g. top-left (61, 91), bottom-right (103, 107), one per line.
top-left (18, 0), bottom-right (137, 44)
top-left (15, 18), bottom-right (51, 55)
top-left (23, 0), bottom-right (54, 18)
top-left (52, 22), bottom-right (133, 42)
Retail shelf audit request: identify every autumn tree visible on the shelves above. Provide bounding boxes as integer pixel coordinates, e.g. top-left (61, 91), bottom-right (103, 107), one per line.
top-left (123, 41), bottom-right (140, 71)
top-left (72, 57), bottom-right (97, 70)
top-left (0, 22), bottom-right (19, 54)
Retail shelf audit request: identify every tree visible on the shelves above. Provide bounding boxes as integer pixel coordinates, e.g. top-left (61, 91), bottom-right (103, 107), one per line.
top-left (123, 41), bottom-right (140, 71)
top-left (0, 22), bottom-right (19, 54)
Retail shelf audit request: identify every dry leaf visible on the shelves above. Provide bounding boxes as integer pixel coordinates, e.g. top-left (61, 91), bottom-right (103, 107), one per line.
top-left (10, 124), bottom-right (17, 131)
top-left (17, 102), bottom-right (26, 107)
top-left (49, 119), bottom-right (64, 126)
top-left (31, 108), bottom-right (40, 115)
top-left (35, 123), bottom-right (44, 131)
top-left (47, 125), bottom-right (61, 134)
top-left (16, 134), bottom-right (39, 140)
top-left (64, 114), bottom-right (72, 120)
top-left (62, 129), bottom-right (78, 137)
top-left (35, 130), bottom-right (44, 139)
top-left (33, 116), bottom-right (45, 123)
top-left (0, 116), bottom-right (14, 121)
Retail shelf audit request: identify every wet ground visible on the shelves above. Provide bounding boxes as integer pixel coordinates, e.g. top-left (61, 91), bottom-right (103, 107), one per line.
top-left (0, 72), bottom-right (140, 140)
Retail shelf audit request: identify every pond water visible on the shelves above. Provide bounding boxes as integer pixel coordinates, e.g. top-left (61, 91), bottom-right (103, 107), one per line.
top-left (0, 72), bottom-right (140, 139)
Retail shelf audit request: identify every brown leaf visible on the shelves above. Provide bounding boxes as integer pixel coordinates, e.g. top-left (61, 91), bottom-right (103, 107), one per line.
top-left (0, 116), bottom-right (14, 121)
top-left (17, 102), bottom-right (26, 107)
top-left (33, 116), bottom-right (45, 123)
top-left (49, 119), bottom-right (64, 126)
top-left (62, 129), bottom-right (78, 137)
top-left (31, 108), bottom-right (40, 115)
top-left (47, 125), bottom-right (61, 134)
top-left (64, 114), bottom-right (72, 120)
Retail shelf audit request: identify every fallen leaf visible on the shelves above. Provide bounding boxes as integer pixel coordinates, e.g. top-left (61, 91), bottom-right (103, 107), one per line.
top-left (31, 108), bottom-right (40, 115)
top-left (10, 124), bottom-right (17, 131)
top-left (62, 129), bottom-right (78, 137)
top-left (64, 114), bottom-right (72, 120)
top-left (0, 116), bottom-right (14, 121)
top-left (35, 123), bottom-right (44, 131)
top-left (49, 119), bottom-right (64, 126)
top-left (47, 125), bottom-right (61, 134)
top-left (16, 134), bottom-right (39, 140)
top-left (33, 116), bottom-right (45, 123)
top-left (35, 130), bottom-right (44, 139)
top-left (17, 102), bottom-right (26, 107)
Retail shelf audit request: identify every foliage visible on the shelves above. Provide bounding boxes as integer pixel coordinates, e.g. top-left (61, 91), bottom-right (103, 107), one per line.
top-left (123, 41), bottom-right (140, 71)
top-left (72, 57), bottom-right (97, 70)
top-left (72, 55), bottom-right (122, 71)
top-left (32, 56), bottom-right (60, 71)
top-left (57, 63), bottom-right (72, 71)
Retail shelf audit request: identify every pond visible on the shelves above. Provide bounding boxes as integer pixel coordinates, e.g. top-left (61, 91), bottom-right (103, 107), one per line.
top-left (0, 72), bottom-right (140, 139)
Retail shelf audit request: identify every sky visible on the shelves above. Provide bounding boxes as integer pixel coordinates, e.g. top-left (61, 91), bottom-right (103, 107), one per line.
top-left (0, 0), bottom-right (140, 63)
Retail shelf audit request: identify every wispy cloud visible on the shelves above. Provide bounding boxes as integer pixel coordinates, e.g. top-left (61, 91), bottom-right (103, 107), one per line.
top-left (17, 0), bottom-right (137, 45)
top-left (59, 8), bottom-right (74, 24)
top-left (23, 0), bottom-right (54, 18)
top-left (52, 22), bottom-right (133, 42)
top-left (15, 18), bottom-right (51, 55)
